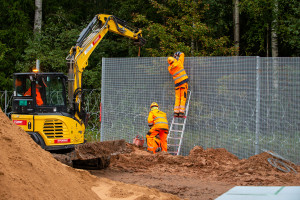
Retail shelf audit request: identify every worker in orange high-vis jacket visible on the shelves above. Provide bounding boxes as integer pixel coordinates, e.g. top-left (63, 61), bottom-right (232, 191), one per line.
top-left (24, 84), bottom-right (44, 106)
top-left (167, 51), bottom-right (189, 117)
top-left (147, 102), bottom-right (169, 153)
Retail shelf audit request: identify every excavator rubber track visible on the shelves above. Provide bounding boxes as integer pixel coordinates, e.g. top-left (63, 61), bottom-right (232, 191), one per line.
top-left (52, 139), bottom-right (131, 170)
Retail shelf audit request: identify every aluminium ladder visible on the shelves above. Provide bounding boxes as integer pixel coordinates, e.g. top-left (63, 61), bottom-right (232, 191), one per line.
top-left (167, 90), bottom-right (191, 155)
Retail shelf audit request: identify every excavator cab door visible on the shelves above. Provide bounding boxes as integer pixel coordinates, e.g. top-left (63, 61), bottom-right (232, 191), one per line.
top-left (13, 74), bottom-right (35, 114)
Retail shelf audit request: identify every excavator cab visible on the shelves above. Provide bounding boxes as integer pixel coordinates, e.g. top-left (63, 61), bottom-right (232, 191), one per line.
top-left (12, 72), bottom-right (85, 151)
top-left (13, 73), bottom-right (68, 114)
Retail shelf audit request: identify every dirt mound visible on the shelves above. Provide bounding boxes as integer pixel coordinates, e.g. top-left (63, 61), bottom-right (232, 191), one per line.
top-left (74, 139), bottom-right (131, 159)
top-left (52, 139), bottom-right (131, 169)
top-left (109, 144), bottom-right (300, 186)
top-left (0, 109), bottom-right (181, 200)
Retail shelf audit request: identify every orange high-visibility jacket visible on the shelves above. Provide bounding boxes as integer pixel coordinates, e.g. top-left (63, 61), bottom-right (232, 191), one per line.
top-left (168, 53), bottom-right (189, 87)
top-left (24, 88), bottom-right (44, 106)
top-left (147, 108), bottom-right (169, 130)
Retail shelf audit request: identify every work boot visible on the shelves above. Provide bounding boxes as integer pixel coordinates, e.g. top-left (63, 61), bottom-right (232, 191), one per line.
top-left (155, 147), bottom-right (162, 153)
top-left (178, 112), bottom-right (184, 117)
top-left (174, 112), bottom-right (179, 117)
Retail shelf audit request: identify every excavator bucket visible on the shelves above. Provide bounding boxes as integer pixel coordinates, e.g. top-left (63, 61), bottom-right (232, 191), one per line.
top-left (52, 139), bottom-right (131, 170)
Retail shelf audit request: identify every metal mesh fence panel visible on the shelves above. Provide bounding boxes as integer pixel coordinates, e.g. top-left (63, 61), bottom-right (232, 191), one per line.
top-left (82, 89), bottom-right (101, 141)
top-left (0, 91), bottom-right (13, 115)
top-left (101, 57), bottom-right (300, 164)
top-left (259, 57), bottom-right (300, 164)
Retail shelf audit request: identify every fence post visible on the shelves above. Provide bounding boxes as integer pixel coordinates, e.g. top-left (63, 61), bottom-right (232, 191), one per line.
top-left (255, 56), bottom-right (261, 155)
top-left (100, 57), bottom-right (105, 142)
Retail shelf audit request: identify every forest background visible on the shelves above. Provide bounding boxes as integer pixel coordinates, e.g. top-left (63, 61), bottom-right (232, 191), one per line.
top-left (0, 0), bottom-right (299, 91)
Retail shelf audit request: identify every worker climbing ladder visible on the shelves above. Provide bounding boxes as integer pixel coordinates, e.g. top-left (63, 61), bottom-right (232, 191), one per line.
top-left (167, 90), bottom-right (192, 155)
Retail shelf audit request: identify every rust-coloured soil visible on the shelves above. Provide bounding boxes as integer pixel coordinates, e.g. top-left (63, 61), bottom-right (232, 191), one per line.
top-left (90, 144), bottom-right (300, 200)
top-left (1, 107), bottom-right (299, 200)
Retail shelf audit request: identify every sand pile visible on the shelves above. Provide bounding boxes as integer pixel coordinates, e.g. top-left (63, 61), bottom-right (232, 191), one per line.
top-left (0, 109), bottom-right (99, 200)
top-left (0, 108), bottom-right (181, 200)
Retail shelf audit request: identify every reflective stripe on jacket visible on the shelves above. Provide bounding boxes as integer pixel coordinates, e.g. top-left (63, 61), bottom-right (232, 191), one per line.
top-left (147, 109), bottom-right (169, 130)
top-left (168, 53), bottom-right (188, 86)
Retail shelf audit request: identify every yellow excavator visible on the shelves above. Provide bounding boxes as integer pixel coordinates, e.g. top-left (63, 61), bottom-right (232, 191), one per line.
top-left (11, 14), bottom-right (145, 168)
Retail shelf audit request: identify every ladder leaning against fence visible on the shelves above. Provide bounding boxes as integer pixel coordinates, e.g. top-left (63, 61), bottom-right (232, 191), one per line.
top-left (167, 90), bottom-right (191, 155)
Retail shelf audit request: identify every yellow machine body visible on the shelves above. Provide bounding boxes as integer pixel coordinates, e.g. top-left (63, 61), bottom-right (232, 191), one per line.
top-left (11, 114), bottom-right (85, 148)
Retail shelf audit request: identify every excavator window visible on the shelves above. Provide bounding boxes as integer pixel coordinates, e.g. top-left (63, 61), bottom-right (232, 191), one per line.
top-left (43, 76), bottom-right (65, 106)
top-left (15, 77), bottom-right (32, 97)
top-left (13, 73), bottom-right (67, 114)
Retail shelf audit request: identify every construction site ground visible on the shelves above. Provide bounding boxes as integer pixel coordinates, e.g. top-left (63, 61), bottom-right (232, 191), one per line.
top-left (1, 108), bottom-right (299, 200)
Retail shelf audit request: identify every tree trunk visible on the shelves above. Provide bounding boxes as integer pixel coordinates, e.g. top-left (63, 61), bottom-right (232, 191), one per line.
top-left (271, 0), bottom-right (278, 57)
top-left (233, 0), bottom-right (240, 56)
top-left (266, 25), bottom-right (269, 57)
top-left (34, 0), bottom-right (42, 33)
top-left (191, 0), bottom-right (196, 56)
top-left (191, 22), bottom-right (195, 56)
top-left (271, 0), bottom-right (279, 101)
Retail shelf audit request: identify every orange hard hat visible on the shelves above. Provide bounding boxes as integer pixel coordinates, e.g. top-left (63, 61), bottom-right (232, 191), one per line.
top-left (167, 57), bottom-right (175, 65)
top-left (150, 102), bottom-right (159, 108)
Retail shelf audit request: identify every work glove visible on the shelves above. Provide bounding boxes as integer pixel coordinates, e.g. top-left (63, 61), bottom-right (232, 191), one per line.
top-left (173, 51), bottom-right (181, 59)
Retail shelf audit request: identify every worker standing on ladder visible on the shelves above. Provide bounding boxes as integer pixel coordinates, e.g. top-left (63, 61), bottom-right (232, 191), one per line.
top-left (167, 51), bottom-right (189, 117)
top-left (146, 102), bottom-right (169, 153)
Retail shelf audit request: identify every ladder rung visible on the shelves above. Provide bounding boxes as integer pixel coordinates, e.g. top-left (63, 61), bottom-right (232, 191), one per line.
top-left (170, 129), bottom-right (183, 132)
top-left (174, 116), bottom-right (186, 119)
top-left (168, 144), bottom-right (180, 146)
top-left (168, 137), bottom-right (182, 140)
top-left (172, 123), bottom-right (184, 125)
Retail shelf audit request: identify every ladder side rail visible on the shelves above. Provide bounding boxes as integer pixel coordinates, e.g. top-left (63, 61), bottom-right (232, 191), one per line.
top-left (168, 90), bottom-right (192, 155)
top-left (184, 90), bottom-right (192, 117)
top-left (177, 118), bottom-right (187, 155)
top-left (177, 90), bottom-right (191, 155)
top-left (167, 117), bottom-right (176, 139)
top-left (168, 117), bottom-right (179, 155)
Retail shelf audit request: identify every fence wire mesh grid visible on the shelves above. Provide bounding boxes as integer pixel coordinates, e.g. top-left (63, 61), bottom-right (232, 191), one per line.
top-left (101, 57), bottom-right (300, 164)
top-left (1, 57), bottom-right (299, 164)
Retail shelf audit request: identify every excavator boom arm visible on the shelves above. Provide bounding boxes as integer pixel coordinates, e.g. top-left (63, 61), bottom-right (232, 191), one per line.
top-left (66, 14), bottom-right (145, 122)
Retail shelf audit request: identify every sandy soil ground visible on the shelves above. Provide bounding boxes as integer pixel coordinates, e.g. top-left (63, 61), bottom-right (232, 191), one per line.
top-left (1, 108), bottom-right (299, 200)
top-left (89, 144), bottom-right (300, 200)
top-left (0, 109), bottom-right (180, 200)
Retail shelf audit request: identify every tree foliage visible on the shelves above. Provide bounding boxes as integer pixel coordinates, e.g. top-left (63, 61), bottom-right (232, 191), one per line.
top-left (240, 0), bottom-right (299, 56)
top-left (134, 0), bottom-right (236, 56)
top-left (0, 0), bottom-right (299, 90)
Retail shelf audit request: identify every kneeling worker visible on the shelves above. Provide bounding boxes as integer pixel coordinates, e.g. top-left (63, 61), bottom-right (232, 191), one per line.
top-left (146, 102), bottom-right (169, 154)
